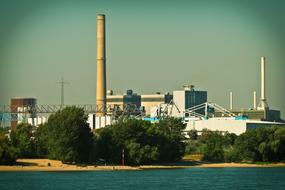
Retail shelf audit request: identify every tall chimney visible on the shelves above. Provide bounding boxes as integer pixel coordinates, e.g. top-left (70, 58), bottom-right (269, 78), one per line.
top-left (96, 14), bottom-right (106, 116)
top-left (253, 91), bottom-right (256, 110)
top-left (258, 56), bottom-right (268, 110)
top-left (230, 92), bottom-right (233, 110)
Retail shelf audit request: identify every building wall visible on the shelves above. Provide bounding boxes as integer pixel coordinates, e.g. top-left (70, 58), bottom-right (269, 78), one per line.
top-left (10, 97), bottom-right (37, 129)
top-left (106, 90), bottom-right (141, 116)
top-left (107, 95), bottom-right (123, 106)
top-left (173, 89), bottom-right (208, 117)
top-left (123, 94), bottom-right (141, 108)
top-left (185, 117), bottom-right (285, 135)
top-left (141, 94), bottom-right (173, 116)
top-left (87, 114), bottom-right (112, 130)
top-left (215, 109), bottom-right (282, 122)
top-left (185, 91), bottom-right (207, 108)
top-left (173, 91), bottom-right (185, 117)
top-left (185, 118), bottom-right (247, 135)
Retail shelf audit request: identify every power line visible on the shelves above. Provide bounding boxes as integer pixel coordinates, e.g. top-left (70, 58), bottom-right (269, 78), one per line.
top-left (57, 77), bottom-right (69, 108)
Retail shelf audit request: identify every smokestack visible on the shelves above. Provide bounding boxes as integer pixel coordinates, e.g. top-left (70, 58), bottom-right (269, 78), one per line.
top-left (230, 92), bottom-right (233, 110)
top-left (258, 56), bottom-right (268, 110)
top-left (253, 91), bottom-right (256, 110)
top-left (96, 14), bottom-right (106, 116)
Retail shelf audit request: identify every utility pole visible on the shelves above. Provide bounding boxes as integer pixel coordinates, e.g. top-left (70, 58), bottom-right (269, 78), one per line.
top-left (57, 77), bottom-right (69, 108)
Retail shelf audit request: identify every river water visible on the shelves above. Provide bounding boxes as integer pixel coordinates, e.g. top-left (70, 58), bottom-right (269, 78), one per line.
top-left (1, 168), bottom-right (285, 190)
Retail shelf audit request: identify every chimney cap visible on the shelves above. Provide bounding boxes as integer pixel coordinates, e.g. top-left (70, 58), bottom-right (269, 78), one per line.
top-left (97, 14), bottom-right (105, 19)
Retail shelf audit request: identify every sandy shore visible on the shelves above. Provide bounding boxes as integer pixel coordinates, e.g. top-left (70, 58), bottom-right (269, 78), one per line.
top-left (1, 159), bottom-right (285, 171)
top-left (0, 159), bottom-right (140, 171)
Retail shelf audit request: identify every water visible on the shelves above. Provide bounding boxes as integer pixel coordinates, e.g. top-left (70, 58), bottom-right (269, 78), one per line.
top-left (1, 168), bottom-right (285, 190)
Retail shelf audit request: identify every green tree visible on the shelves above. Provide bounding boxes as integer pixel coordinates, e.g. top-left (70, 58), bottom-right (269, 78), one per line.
top-left (152, 117), bottom-right (186, 162)
top-left (45, 106), bottom-right (93, 163)
top-left (95, 117), bottom-right (186, 165)
top-left (10, 123), bottom-right (36, 158)
top-left (34, 123), bottom-right (49, 157)
top-left (126, 141), bottom-right (159, 165)
top-left (188, 129), bottom-right (198, 140)
top-left (271, 127), bottom-right (285, 161)
top-left (0, 130), bottom-right (18, 165)
top-left (202, 131), bottom-right (225, 162)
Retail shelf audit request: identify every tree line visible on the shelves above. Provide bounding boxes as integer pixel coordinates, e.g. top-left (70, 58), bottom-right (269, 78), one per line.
top-left (1, 106), bottom-right (285, 165)
top-left (186, 126), bottom-right (285, 162)
top-left (0, 106), bottom-right (186, 165)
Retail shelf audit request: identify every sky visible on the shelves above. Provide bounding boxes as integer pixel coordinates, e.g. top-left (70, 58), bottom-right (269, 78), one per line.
top-left (0, 0), bottom-right (284, 118)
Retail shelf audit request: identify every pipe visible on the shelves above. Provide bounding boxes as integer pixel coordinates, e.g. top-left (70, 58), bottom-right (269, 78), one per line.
top-left (230, 92), bottom-right (233, 110)
top-left (258, 56), bottom-right (268, 110)
top-left (253, 91), bottom-right (256, 110)
top-left (261, 56), bottom-right (265, 102)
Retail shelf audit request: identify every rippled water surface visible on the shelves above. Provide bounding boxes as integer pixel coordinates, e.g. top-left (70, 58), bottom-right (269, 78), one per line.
top-left (1, 168), bottom-right (285, 190)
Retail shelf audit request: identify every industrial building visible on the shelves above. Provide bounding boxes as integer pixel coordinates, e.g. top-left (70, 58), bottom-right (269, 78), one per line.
top-left (141, 92), bottom-right (173, 116)
top-left (10, 97), bottom-right (37, 129)
top-left (183, 56), bottom-right (284, 135)
top-left (214, 57), bottom-right (282, 122)
top-left (107, 90), bottom-right (173, 116)
top-left (1, 14), bottom-right (284, 136)
top-left (185, 117), bottom-right (285, 135)
top-left (214, 109), bottom-right (282, 122)
top-left (107, 89), bottom-right (141, 109)
top-left (172, 85), bottom-right (207, 117)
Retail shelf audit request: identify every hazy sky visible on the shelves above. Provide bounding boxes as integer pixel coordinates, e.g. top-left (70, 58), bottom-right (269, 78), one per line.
top-left (0, 0), bottom-right (284, 118)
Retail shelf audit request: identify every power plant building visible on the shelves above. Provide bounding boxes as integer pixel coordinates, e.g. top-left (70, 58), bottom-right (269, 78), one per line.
top-left (214, 109), bottom-right (282, 122)
top-left (10, 97), bottom-right (37, 129)
top-left (107, 89), bottom-right (141, 109)
top-left (185, 117), bottom-right (285, 135)
top-left (172, 85), bottom-right (207, 117)
top-left (141, 93), bottom-right (173, 116)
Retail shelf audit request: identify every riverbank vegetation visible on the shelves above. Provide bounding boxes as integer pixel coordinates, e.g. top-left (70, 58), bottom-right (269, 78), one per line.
top-left (1, 106), bottom-right (285, 165)
top-left (185, 127), bottom-right (285, 163)
top-left (1, 107), bottom-right (185, 165)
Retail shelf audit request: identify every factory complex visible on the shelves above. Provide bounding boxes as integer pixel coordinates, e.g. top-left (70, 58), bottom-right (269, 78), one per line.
top-left (0, 14), bottom-right (284, 135)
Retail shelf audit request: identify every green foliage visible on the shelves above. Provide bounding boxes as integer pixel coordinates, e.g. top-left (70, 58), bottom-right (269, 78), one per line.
top-left (186, 126), bottom-right (285, 163)
top-left (44, 106), bottom-right (94, 163)
top-left (34, 123), bottom-right (49, 157)
top-left (96, 117), bottom-right (186, 165)
top-left (202, 131), bottom-right (225, 162)
top-left (190, 130), bottom-right (237, 162)
top-left (188, 129), bottom-right (198, 140)
top-left (185, 140), bottom-right (205, 154)
top-left (10, 123), bottom-right (36, 158)
top-left (126, 141), bottom-right (159, 165)
top-left (233, 127), bottom-right (285, 162)
top-left (155, 117), bottom-right (186, 162)
top-left (0, 130), bottom-right (18, 165)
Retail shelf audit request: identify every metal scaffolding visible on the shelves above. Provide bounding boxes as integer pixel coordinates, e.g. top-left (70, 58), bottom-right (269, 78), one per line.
top-left (0, 104), bottom-right (144, 124)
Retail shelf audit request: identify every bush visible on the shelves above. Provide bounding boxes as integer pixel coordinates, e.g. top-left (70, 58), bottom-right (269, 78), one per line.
top-left (0, 131), bottom-right (18, 165)
top-left (10, 123), bottom-right (36, 158)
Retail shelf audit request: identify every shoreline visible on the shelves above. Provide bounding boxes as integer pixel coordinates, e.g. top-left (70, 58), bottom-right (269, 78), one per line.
top-left (1, 159), bottom-right (285, 172)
